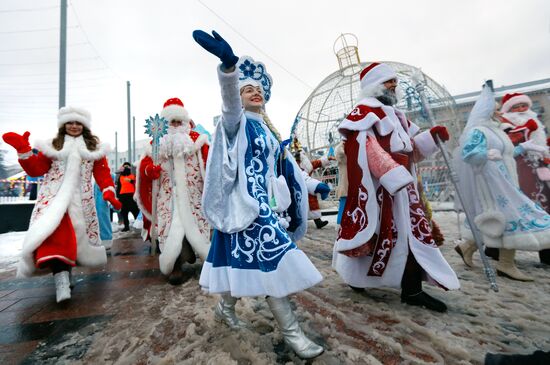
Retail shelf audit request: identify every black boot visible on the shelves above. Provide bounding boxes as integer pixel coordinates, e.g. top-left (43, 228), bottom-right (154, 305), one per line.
top-left (314, 218), bottom-right (329, 229)
top-left (400, 253), bottom-right (446, 312)
top-left (181, 238), bottom-right (196, 264)
top-left (349, 285), bottom-right (365, 292)
top-left (485, 247), bottom-right (499, 261)
top-left (485, 350), bottom-right (550, 365)
top-left (168, 256), bottom-right (184, 285)
top-left (401, 291), bottom-right (447, 313)
top-left (539, 249), bottom-right (550, 265)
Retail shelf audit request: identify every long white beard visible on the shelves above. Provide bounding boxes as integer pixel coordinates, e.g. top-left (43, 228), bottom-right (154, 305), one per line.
top-left (502, 110), bottom-right (547, 149)
top-left (159, 125), bottom-right (194, 158)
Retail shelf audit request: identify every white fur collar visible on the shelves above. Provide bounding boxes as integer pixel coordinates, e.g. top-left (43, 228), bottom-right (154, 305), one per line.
top-left (35, 135), bottom-right (109, 161)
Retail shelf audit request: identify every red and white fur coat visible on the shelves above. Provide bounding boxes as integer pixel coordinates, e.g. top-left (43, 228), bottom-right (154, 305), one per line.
top-left (17, 135), bottom-right (114, 277)
top-left (135, 127), bottom-right (210, 275)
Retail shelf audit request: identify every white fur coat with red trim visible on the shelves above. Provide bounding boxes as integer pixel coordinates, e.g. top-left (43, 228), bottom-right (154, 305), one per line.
top-left (18, 136), bottom-right (112, 277)
top-left (135, 133), bottom-right (210, 275)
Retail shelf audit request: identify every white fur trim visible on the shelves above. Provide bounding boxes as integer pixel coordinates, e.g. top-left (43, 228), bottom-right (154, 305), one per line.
top-left (57, 106), bottom-right (91, 129)
top-left (199, 249), bottom-right (322, 298)
top-left (158, 155), bottom-right (210, 275)
top-left (413, 130), bottom-right (438, 158)
top-left (474, 210), bottom-right (506, 238)
top-left (18, 151), bottom-right (33, 159)
top-left (35, 136), bottom-right (109, 161)
top-left (193, 134), bottom-right (209, 151)
top-left (161, 104), bottom-right (191, 123)
top-left (379, 165), bottom-right (413, 195)
top-left (102, 186), bottom-right (115, 194)
top-left (500, 95), bottom-right (532, 113)
top-left (334, 131), bottom-right (379, 252)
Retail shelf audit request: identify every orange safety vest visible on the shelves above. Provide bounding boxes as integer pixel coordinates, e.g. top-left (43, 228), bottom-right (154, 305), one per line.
top-left (119, 174), bottom-right (136, 195)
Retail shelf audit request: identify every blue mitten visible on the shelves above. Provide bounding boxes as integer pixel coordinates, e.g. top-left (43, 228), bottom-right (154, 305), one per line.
top-left (192, 30), bottom-right (239, 69)
top-left (314, 182), bottom-right (331, 200)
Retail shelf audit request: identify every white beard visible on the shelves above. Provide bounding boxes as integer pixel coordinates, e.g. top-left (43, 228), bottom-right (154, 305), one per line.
top-left (501, 110), bottom-right (547, 149)
top-left (159, 125), bottom-right (194, 159)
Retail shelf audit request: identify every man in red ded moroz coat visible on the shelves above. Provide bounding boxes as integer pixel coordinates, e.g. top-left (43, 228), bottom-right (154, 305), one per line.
top-left (333, 63), bottom-right (459, 312)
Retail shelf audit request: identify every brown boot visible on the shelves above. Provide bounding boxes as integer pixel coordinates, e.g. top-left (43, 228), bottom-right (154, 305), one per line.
top-left (496, 249), bottom-right (533, 282)
top-left (454, 240), bottom-right (477, 267)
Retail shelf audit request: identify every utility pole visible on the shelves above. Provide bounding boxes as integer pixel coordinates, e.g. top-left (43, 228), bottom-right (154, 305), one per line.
top-left (58, 0), bottom-right (68, 108)
top-left (132, 116), bottom-right (136, 163)
top-left (115, 131), bottom-right (118, 171)
top-left (126, 81), bottom-right (132, 164)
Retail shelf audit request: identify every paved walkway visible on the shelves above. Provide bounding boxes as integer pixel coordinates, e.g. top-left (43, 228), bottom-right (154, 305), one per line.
top-left (0, 233), bottom-right (163, 365)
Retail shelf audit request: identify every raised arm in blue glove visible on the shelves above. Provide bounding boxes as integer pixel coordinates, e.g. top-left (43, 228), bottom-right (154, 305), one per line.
top-left (192, 30), bottom-right (239, 70)
top-left (314, 182), bottom-right (331, 200)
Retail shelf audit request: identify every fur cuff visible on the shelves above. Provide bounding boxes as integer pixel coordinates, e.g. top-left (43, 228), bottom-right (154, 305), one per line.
top-left (102, 186), bottom-right (115, 194)
top-left (379, 165), bottom-right (413, 195)
top-left (413, 130), bottom-right (438, 158)
top-left (474, 210), bottom-right (505, 238)
top-left (18, 151), bottom-right (33, 160)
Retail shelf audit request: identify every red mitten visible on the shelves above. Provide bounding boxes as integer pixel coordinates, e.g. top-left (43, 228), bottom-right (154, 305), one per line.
top-left (525, 119), bottom-right (538, 132)
top-left (543, 157), bottom-right (550, 166)
top-left (2, 131), bottom-right (31, 154)
top-left (103, 189), bottom-right (122, 210)
top-left (430, 126), bottom-right (449, 142)
top-left (145, 164), bottom-right (162, 180)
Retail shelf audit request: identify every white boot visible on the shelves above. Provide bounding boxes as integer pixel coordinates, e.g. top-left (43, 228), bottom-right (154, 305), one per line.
top-left (454, 240), bottom-right (477, 267)
top-left (54, 271), bottom-right (71, 303)
top-left (214, 293), bottom-right (247, 329)
top-left (266, 296), bottom-right (324, 359)
top-left (496, 249), bottom-right (534, 282)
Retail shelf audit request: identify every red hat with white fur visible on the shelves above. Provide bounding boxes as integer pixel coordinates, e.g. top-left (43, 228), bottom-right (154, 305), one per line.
top-left (359, 62), bottom-right (397, 93)
top-left (161, 97), bottom-right (191, 124)
top-left (500, 93), bottom-right (532, 113)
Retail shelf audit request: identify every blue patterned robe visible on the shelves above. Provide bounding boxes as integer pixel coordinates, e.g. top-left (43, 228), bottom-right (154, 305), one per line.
top-left (199, 67), bottom-right (322, 298)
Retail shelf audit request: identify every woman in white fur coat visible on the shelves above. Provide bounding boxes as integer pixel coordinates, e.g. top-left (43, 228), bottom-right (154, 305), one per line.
top-left (2, 106), bottom-right (121, 302)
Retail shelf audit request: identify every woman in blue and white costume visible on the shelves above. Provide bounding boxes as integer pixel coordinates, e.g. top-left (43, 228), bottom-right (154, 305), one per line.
top-left (454, 84), bottom-right (550, 281)
top-left (193, 30), bottom-right (323, 359)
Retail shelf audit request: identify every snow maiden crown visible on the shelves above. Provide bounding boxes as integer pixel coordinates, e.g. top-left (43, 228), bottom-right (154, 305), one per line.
top-left (237, 56), bottom-right (273, 103)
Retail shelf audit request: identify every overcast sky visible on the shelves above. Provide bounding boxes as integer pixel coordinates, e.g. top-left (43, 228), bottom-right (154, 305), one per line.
top-left (1, 0), bottom-right (549, 162)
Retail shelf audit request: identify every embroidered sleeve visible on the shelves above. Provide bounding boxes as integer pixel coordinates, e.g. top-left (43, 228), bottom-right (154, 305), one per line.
top-left (93, 157), bottom-right (116, 192)
top-left (366, 136), bottom-right (413, 195)
top-left (462, 129), bottom-right (488, 166)
top-left (18, 152), bottom-right (52, 177)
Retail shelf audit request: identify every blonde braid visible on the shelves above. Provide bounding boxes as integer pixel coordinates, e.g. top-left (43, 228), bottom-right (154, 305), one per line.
top-left (259, 110), bottom-right (282, 143)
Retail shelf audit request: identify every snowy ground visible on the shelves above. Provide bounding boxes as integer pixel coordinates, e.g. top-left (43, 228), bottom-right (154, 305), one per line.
top-left (1, 211), bottom-right (549, 364)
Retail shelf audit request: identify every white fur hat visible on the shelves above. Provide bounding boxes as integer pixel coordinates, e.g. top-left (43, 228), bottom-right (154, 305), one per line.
top-left (57, 106), bottom-right (91, 129)
top-left (161, 97), bottom-right (191, 124)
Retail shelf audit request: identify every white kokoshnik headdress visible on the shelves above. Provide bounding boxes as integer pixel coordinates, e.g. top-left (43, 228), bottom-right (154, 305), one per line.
top-left (237, 56), bottom-right (273, 103)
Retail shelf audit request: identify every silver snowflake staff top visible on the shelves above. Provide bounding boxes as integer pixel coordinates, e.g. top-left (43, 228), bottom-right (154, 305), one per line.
top-left (144, 114), bottom-right (169, 162)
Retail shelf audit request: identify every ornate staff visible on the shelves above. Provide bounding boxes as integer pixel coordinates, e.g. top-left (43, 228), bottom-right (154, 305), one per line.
top-left (412, 71), bottom-right (499, 292)
top-left (144, 114), bottom-right (168, 255)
